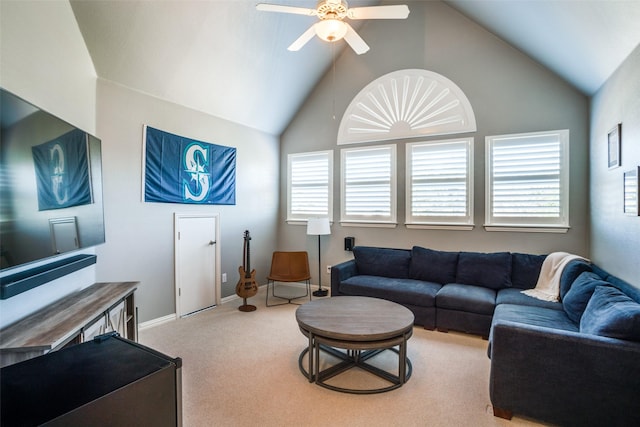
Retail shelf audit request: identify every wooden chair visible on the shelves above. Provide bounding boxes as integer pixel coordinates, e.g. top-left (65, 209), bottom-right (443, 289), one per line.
top-left (266, 251), bottom-right (311, 307)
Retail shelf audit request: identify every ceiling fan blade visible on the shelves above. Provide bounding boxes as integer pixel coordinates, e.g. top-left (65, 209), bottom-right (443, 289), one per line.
top-left (256, 3), bottom-right (317, 16)
top-left (343, 23), bottom-right (369, 55)
top-left (287, 25), bottom-right (317, 51)
top-left (347, 5), bottom-right (410, 20)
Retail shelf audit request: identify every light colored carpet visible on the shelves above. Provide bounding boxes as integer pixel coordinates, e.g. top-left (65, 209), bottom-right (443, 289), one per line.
top-left (139, 287), bottom-right (547, 427)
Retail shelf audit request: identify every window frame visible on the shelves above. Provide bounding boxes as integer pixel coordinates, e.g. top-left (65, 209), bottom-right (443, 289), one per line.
top-left (286, 150), bottom-right (333, 223)
top-left (485, 129), bottom-right (570, 233)
top-left (405, 138), bottom-right (474, 230)
top-left (340, 144), bottom-right (397, 227)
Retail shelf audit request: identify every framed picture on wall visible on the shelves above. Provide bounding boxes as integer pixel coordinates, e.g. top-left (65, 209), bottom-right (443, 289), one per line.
top-left (623, 167), bottom-right (639, 216)
top-left (608, 123), bottom-right (621, 169)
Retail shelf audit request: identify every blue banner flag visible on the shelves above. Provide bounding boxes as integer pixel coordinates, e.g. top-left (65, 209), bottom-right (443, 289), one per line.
top-left (32, 129), bottom-right (92, 211)
top-left (144, 126), bottom-right (236, 205)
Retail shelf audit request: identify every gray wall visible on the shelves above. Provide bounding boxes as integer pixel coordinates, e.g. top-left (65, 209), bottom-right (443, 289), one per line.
top-left (590, 45), bottom-right (640, 284)
top-left (95, 80), bottom-right (279, 322)
top-left (280, 1), bottom-right (590, 287)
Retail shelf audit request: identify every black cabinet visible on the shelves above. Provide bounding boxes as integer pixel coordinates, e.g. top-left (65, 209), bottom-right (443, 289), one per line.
top-left (1, 334), bottom-right (182, 426)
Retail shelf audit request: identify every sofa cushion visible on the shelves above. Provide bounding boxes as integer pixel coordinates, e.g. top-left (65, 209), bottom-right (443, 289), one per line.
top-left (580, 286), bottom-right (640, 342)
top-left (353, 246), bottom-right (411, 279)
top-left (559, 259), bottom-right (593, 300)
top-left (491, 303), bottom-right (579, 336)
top-left (409, 246), bottom-right (458, 284)
top-left (496, 288), bottom-right (563, 310)
top-left (339, 275), bottom-right (441, 307)
top-left (455, 252), bottom-right (512, 290)
top-left (562, 271), bottom-right (609, 323)
top-left (511, 253), bottom-right (546, 289)
top-left (436, 284), bottom-right (496, 315)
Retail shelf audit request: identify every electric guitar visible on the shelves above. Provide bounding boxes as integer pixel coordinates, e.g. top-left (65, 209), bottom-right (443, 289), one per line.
top-left (236, 230), bottom-right (258, 299)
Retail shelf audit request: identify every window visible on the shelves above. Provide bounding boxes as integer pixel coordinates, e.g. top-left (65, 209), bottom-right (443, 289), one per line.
top-left (485, 130), bottom-right (569, 232)
top-left (341, 145), bottom-right (396, 226)
top-left (406, 138), bottom-right (474, 229)
top-left (287, 151), bottom-right (332, 222)
top-left (337, 69), bottom-right (477, 145)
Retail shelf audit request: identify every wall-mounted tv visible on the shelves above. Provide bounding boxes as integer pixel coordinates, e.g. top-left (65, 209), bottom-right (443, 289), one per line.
top-left (0, 88), bottom-right (105, 279)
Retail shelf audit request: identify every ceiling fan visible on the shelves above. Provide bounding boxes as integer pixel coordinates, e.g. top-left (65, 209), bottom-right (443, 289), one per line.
top-left (256, 1), bottom-right (410, 55)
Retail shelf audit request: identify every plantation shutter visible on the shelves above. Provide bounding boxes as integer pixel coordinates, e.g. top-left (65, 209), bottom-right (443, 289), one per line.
top-left (486, 130), bottom-right (569, 229)
top-left (341, 145), bottom-right (396, 224)
top-left (407, 139), bottom-right (473, 227)
top-left (288, 151), bottom-right (332, 221)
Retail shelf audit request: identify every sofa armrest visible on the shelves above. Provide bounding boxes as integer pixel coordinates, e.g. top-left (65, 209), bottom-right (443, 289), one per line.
top-left (330, 259), bottom-right (357, 296)
top-left (489, 320), bottom-right (640, 425)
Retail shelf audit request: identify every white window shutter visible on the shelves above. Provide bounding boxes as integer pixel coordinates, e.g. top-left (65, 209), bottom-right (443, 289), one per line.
top-left (485, 130), bottom-right (569, 231)
top-left (341, 145), bottom-right (396, 225)
top-left (288, 151), bottom-right (332, 221)
top-left (407, 138), bottom-right (473, 228)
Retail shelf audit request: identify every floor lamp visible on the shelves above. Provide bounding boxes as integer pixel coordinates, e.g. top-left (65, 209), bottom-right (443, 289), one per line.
top-left (307, 217), bottom-right (331, 297)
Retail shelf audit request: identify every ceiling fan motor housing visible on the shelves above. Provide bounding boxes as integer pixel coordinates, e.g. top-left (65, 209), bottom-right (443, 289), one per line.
top-left (316, 0), bottom-right (348, 20)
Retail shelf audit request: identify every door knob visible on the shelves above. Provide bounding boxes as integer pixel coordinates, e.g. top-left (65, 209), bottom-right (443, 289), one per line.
top-left (209, 240), bottom-right (216, 245)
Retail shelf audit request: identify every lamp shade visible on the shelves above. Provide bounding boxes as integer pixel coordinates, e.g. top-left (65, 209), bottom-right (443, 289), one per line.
top-left (306, 217), bottom-right (331, 236)
top-left (314, 19), bottom-right (348, 42)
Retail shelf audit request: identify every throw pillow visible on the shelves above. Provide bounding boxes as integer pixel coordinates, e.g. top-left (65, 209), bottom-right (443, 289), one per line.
top-left (559, 259), bottom-right (593, 300)
top-left (409, 246), bottom-right (458, 284)
top-left (455, 251), bottom-right (512, 290)
top-left (580, 286), bottom-right (640, 342)
top-left (353, 246), bottom-right (411, 279)
top-left (511, 253), bottom-right (546, 289)
top-left (562, 271), bottom-right (608, 323)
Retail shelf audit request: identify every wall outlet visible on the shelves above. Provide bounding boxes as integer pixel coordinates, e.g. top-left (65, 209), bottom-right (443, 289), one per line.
top-left (326, 265), bottom-right (331, 274)
top-left (222, 273), bottom-right (227, 283)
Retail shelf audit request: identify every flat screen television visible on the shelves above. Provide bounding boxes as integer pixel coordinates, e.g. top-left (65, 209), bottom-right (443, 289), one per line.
top-left (0, 88), bottom-right (105, 281)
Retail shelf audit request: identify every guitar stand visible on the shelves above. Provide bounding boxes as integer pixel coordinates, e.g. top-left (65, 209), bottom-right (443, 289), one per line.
top-left (238, 298), bottom-right (256, 312)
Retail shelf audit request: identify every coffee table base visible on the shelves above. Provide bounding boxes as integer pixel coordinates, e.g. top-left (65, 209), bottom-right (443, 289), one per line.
top-left (298, 332), bottom-right (412, 394)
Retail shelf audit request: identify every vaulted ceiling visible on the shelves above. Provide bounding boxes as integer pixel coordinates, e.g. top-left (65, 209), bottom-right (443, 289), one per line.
top-left (70, 0), bottom-right (640, 136)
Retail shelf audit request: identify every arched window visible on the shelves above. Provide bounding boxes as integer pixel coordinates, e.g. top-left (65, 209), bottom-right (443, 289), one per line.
top-left (337, 69), bottom-right (476, 145)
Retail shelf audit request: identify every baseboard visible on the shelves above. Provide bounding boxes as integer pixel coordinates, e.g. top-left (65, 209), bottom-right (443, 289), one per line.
top-left (140, 283), bottom-right (323, 329)
top-left (221, 282), bottom-right (318, 303)
top-left (139, 313), bottom-right (176, 331)
top-left (221, 294), bottom-right (240, 304)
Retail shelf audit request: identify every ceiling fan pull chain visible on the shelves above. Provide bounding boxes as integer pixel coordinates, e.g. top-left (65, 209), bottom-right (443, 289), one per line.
top-left (332, 42), bottom-right (337, 121)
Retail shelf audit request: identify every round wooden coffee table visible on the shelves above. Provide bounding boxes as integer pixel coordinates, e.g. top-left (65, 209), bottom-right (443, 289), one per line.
top-left (295, 296), bottom-right (414, 394)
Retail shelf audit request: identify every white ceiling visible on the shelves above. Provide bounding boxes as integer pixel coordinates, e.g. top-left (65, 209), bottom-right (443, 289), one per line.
top-left (70, 0), bottom-right (640, 136)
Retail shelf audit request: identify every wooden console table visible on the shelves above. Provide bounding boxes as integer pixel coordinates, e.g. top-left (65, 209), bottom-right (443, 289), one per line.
top-left (0, 281), bottom-right (138, 367)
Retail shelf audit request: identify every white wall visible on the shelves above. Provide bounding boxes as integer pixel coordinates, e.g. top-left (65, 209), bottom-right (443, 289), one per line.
top-left (95, 80), bottom-right (279, 322)
top-left (0, 0), bottom-right (98, 327)
top-left (590, 45), bottom-right (640, 284)
top-left (279, 1), bottom-right (590, 287)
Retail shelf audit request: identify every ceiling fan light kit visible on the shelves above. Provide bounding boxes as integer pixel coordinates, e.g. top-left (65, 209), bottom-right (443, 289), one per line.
top-left (315, 19), bottom-right (348, 42)
top-left (257, 0), bottom-right (409, 55)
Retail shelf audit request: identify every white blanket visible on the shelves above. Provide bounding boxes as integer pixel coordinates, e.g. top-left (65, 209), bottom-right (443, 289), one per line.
top-left (522, 252), bottom-right (589, 302)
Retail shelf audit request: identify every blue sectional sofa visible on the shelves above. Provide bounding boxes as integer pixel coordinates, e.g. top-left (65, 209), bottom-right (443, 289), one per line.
top-left (331, 245), bottom-right (552, 337)
top-left (330, 246), bottom-right (640, 425)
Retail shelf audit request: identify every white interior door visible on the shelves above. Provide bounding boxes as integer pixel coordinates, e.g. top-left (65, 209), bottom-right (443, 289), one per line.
top-left (175, 213), bottom-right (220, 317)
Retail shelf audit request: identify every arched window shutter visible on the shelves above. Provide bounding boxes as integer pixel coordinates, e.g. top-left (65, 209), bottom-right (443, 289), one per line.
top-left (337, 69), bottom-right (476, 145)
